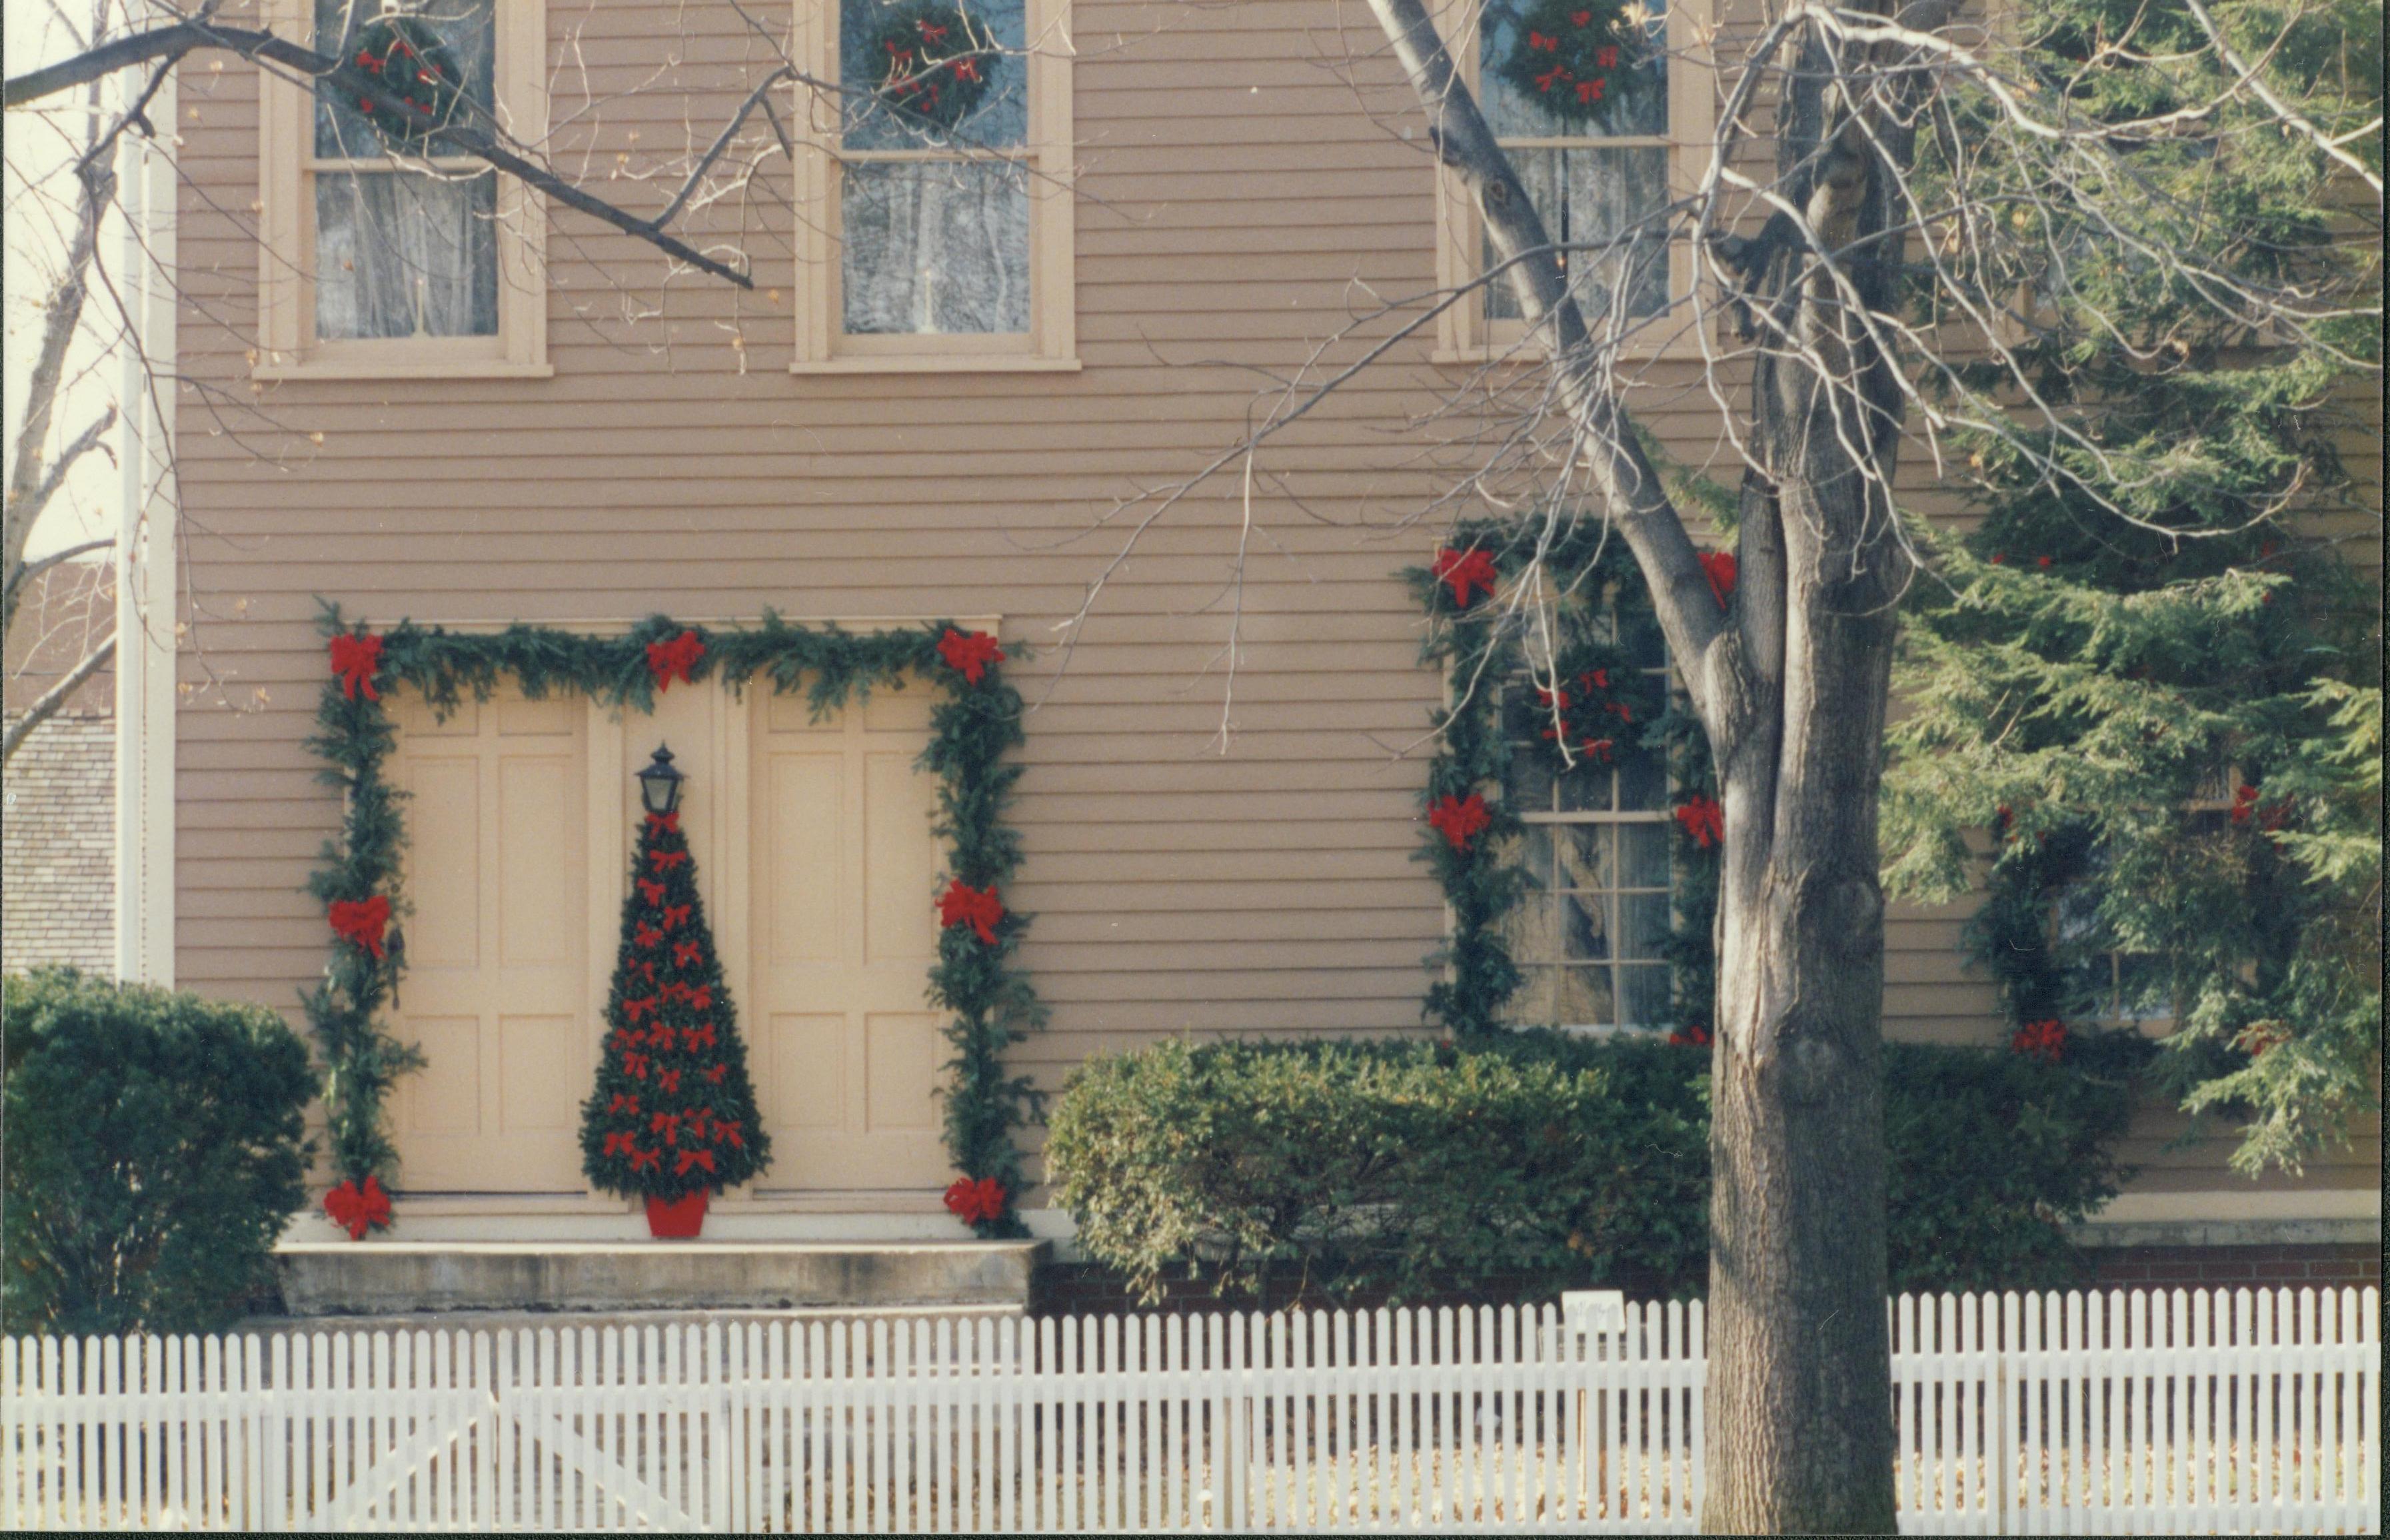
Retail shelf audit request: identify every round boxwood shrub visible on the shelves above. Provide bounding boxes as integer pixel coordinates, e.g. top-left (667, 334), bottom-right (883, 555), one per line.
top-left (1047, 1029), bottom-right (2143, 1305)
top-left (3, 968), bottom-right (317, 1335)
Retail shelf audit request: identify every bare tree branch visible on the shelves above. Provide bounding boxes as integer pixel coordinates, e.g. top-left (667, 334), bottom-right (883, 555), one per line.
top-left (2, 634), bottom-right (113, 764)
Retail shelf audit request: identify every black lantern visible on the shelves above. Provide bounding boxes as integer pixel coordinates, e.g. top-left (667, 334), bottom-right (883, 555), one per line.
top-left (636, 744), bottom-right (686, 816)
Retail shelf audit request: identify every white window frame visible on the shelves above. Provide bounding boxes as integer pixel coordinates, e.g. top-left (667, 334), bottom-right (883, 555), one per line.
top-left (790, 0), bottom-right (1077, 373)
top-left (1497, 629), bottom-right (1680, 1034)
top-left (1434, 0), bottom-right (1713, 363)
top-left (257, 0), bottom-right (550, 380)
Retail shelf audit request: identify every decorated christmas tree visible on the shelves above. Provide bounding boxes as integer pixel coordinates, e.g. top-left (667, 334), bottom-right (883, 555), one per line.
top-left (581, 753), bottom-right (770, 1228)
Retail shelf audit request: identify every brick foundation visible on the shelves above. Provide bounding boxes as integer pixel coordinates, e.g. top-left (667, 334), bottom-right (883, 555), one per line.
top-left (2084, 1243), bottom-right (2379, 1291)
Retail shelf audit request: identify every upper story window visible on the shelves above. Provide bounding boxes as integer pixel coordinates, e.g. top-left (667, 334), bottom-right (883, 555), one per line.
top-left (258, 0), bottom-right (549, 378)
top-left (1498, 604), bottom-right (1676, 1030)
top-left (1438, 0), bottom-right (1705, 361)
top-left (793, 0), bottom-right (1076, 372)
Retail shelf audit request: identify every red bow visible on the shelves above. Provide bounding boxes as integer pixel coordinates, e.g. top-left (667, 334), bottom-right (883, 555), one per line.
top-left (675, 1148), bottom-right (718, 1177)
top-left (645, 810), bottom-right (681, 836)
top-left (1427, 792), bottom-right (1493, 852)
top-left (657, 1068), bottom-right (682, 1093)
top-left (1574, 9), bottom-right (1594, 25)
top-left (673, 940), bottom-right (703, 966)
top-left (683, 1022), bottom-right (717, 1052)
top-left (638, 878), bottom-right (668, 906)
top-left (602, 1131), bottom-right (637, 1157)
top-left (712, 1118), bottom-right (744, 1148)
top-left (322, 1175), bottom-right (393, 1241)
top-left (632, 960), bottom-right (658, 985)
top-left (2229, 784), bottom-right (2289, 830)
top-left (671, 983), bottom-right (714, 1012)
top-left (649, 848), bottom-right (690, 874)
top-left (650, 1111), bottom-right (682, 1144)
top-left (919, 20), bottom-right (948, 40)
top-left (2011, 1019), bottom-right (2067, 1062)
top-left (624, 994), bottom-right (658, 1023)
top-left (1667, 1023), bottom-right (1712, 1048)
top-left (635, 922), bottom-right (665, 948)
top-left (944, 1175), bottom-right (1008, 1225)
top-left (630, 1146), bottom-right (662, 1171)
top-left (1576, 77), bottom-right (1606, 103)
top-left (937, 627), bottom-right (1007, 684)
top-left (645, 629), bottom-right (704, 691)
top-left (704, 1065), bottom-right (727, 1084)
top-left (328, 894), bottom-right (392, 960)
top-left (952, 57), bottom-right (981, 81)
top-left (1578, 736), bottom-right (1616, 760)
top-left (663, 904), bottom-right (691, 930)
top-left (1431, 547), bottom-right (1500, 608)
top-left (1528, 29), bottom-right (1558, 50)
top-left (624, 1052), bottom-right (649, 1078)
top-left (1596, 44), bottom-right (1619, 67)
top-left (648, 1024), bottom-right (676, 1052)
top-left (608, 1092), bottom-right (639, 1115)
top-left (1674, 794), bottom-right (1724, 850)
top-left (938, 879), bottom-right (1006, 944)
top-left (329, 633), bottom-right (384, 702)
top-left (1535, 63), bottom-right (1572, 93)
top-left (1698, 550), bottom-right (1738, 608)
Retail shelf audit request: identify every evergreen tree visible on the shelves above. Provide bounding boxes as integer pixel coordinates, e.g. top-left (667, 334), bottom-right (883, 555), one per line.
top-left (580, 808), bottom-right (772, 1200)
top-left (1882, 0), bottom-right (2381, 1175)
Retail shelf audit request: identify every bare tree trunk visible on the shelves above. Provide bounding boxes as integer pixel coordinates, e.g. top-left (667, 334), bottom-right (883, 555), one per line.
top-left (1363, 0), bottom-right (1913, 1527)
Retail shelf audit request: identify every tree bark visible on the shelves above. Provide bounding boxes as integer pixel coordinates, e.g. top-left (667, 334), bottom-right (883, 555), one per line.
top-left (1363, 0), bottom-right (1914, 1527)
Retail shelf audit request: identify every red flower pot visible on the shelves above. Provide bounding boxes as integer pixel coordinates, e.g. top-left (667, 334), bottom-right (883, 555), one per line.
top-left (644, 1189), bottom-right (709, 1238)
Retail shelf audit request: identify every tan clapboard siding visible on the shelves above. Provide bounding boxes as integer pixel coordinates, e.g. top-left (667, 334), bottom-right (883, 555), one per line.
top-left (169, 0), bottom-right (2375, 1199)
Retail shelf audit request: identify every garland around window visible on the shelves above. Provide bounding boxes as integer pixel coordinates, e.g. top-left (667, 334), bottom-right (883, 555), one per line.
top-left (305, 606), bottom-right (1043, 1238)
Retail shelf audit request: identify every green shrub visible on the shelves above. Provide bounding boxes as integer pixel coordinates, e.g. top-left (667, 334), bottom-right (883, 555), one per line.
top-left (1047, 1030), bottom-right (2142, 1305)
top-left (3, 968), bottom-right (317, 1335)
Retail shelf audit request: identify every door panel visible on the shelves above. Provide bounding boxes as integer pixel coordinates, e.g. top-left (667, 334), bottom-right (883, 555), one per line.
top-left (750, 696), bottom-right (948, 1191)
top-left (389, 691), bottom-right (590, 1193)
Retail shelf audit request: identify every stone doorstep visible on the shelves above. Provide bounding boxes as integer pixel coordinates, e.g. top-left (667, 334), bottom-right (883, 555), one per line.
top-left (275, 1241), bottom-right (1049, 1317)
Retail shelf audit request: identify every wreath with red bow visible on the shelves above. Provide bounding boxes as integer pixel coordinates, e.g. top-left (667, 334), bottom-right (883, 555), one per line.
top-left (1495, 0), bottom-right (1636, 127)
top-left (868, 1), bottom-right (1002, 131)
top-left (344, 12), bottom-right (473, 147)
top-left (1506, 636), bottom-right (1661, 776)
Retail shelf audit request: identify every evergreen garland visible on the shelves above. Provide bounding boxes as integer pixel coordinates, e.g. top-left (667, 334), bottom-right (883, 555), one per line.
top-left (305, 606), bottom-right (1043, 1237)
top-left (1401, 515), bottom-right (1722, 1039)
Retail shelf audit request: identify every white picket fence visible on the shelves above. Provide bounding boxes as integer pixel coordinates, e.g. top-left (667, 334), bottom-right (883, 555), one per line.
top-left (1, 1287), bottom-right (2375, 1533)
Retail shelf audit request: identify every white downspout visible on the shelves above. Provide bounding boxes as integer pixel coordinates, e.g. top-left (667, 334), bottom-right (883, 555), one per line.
top-left (114, 70), bottom-right (177, 988)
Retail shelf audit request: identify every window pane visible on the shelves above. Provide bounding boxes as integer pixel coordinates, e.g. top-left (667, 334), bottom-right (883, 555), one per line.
top-left (315, 0), bottom-right (497, 157)
top-left (1488, 146), bottom-right (1670, 322)
top-left (1560, 892), bottom-right (1608, 960)
top-left (1501, 894), bottom-right (1558, 970)
top-left (1482, 0), bottom-right (1669, 140)
top-left (315, 169), bottom-right (498, 339)
top-left (1619, 822), bottom-right (1670, 887)
top-left (1504, 746), bottom-right (1556, 813)
top-left (1552, 964), bottom-right (1614, 1028)
top-left (842, 0), bottom-right (1028, 150)
top-left (1619, 963), bottom-right (1670, 1028)
top-left (1618, 892), bottom-right (1670, 959)
top-left (1555, 824), bottom-right (1607, 890)
top-left (1556, 756), bottom-right (1613, 812)
top-left (2115, 954), bottom-right (2173, 1022)
top-left (1508, 967), bottom-right (1561, 1026)
top-left (842, 159), bottom-right (1031, 335)
top-left (1617, 743), bottom-right (1667, 810)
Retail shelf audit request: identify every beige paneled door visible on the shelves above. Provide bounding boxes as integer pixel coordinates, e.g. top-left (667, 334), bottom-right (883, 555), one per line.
top-left (388, 693), bottom-right (591, 1193)
top-left (744, 689), bottom-right (948, 1192)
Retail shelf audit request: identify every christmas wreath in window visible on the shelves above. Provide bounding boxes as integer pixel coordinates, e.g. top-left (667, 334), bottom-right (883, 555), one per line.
top-left (868, 1), bottom-right (1002, 131)
top-left (344, 9), bottom-right (474, 146)
top-left (1494, 0), bottom-right (1638, 127)
top-left (1504, 633), bottom-right (1663, 778)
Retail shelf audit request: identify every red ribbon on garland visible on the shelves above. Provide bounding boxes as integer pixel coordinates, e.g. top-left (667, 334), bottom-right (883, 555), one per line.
top-left (1674, 794), bottom-right (1724, 849)
top-left (329, 633), bottom-right (385, 702)
top-left (936, 627), bottom-right (1006, 684)
top-left (1666, 1023), bottom-right (1711, 1048)
top-left (683, 1022), bottom-right (718, 1052)
top-left (638, 878), bottom-right (668, 906)
top-left (938, 879), bottom-right (1006, 944)
top-left (1431, 547), bottom-right (1500, 608)
top-left (1427, 792), bottom-right (1493, 852)
top-left (1698, 551), bottom-right (1738, 608)
top-left (634, 922), bottom-right (665, 948)
top-left (322, 1175), bottom-right (393, 1241)
top-left (944, 1175), bottom-right (1008, 1225)
top-left (662, 904), bottom-right (692, 930)
top-left (645, 810), bottom-right (680, 836)
top-left (649, 848), bottom-right (690, 874)
top-left (2011, 1019), bottom-right (2067, 1062)
top-left (602, 1131), bottom-right (636, 1157)
top-left (645, 630), bottom-right (705, 691)
top-left (675, 1148), bottom-right (718, 1177)
top-left (673, 940), bottom-right (703, 966)
top-left (328, 894), bottom-right (392, 960)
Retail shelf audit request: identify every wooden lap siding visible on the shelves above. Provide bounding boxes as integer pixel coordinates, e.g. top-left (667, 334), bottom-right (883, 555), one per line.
top-left (163, 0), bottom-right (2377, 1200)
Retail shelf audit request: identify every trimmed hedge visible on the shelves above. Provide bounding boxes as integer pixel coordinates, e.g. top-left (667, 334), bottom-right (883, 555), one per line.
top-left (1047, 1030), bottom-right (2145, 1305)
top-left (3, 968), bottom-right (317, 1335)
